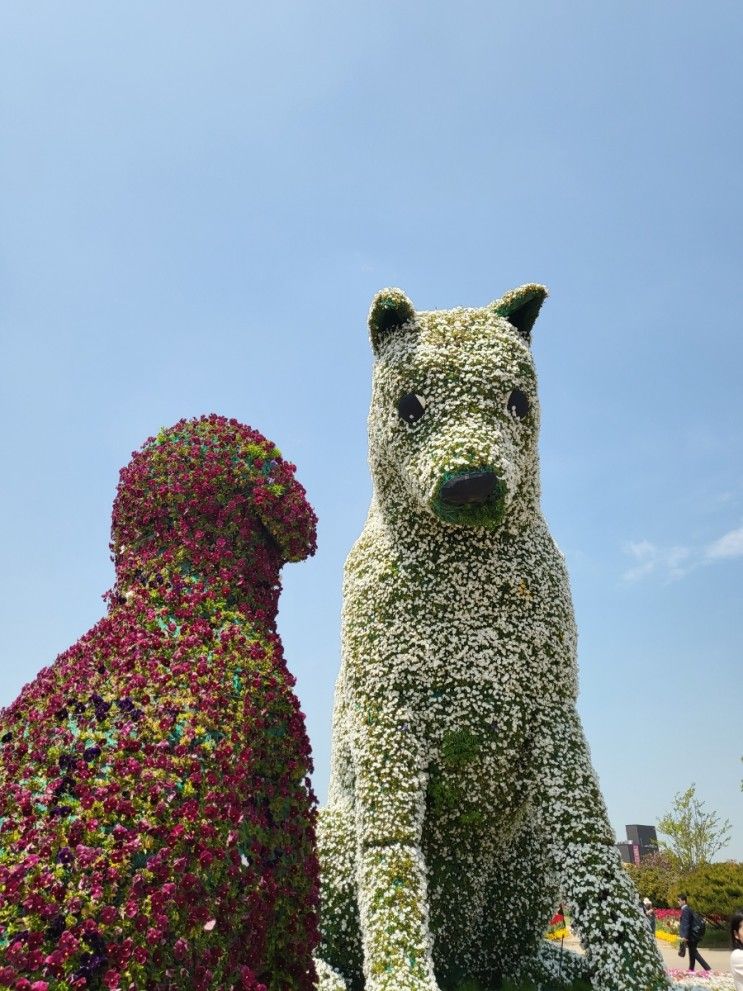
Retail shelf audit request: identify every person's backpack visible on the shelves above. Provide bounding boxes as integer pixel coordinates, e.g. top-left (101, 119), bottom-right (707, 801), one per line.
top-left (690, 911), bottom-right (707, 941)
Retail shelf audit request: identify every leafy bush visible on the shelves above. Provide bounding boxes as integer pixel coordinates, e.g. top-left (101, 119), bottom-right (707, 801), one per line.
top-left (699, 926), bottom-right (735, 948)
top-left (667, 860), bottom-right (743, 918)
top-left (626, 854), bottom-right (743, 921)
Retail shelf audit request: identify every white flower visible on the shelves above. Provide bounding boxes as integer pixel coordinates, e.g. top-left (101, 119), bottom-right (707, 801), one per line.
top-left (315, 287), bottom-right (668, 991)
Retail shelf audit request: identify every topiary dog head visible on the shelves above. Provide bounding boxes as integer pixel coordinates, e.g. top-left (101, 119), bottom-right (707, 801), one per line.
top-left (367, 285), bottom-right (547, 530)
top-left (111, 415), bottom-right (317, 591)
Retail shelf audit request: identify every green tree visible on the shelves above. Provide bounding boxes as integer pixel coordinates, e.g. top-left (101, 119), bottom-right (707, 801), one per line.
top-left (624, 852), bottom-right (680, 907)
top-left (657, 784), bottom-right (732, 872)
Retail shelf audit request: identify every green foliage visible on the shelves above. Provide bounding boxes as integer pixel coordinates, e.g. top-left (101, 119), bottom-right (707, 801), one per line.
top-left (657, 783), bottom-right (732, 871)
top-left (668, 860), bottom-right (743, 917)
top-left (440, 728), bottom-right (482, 769)
top-left (625, 847), bottom-right (743, 919)
top-left (624, 852), bottom-right (680, 907)
top-left (699, 925), bottom-right (736, 948)
top-left (428, 730), bottom-right (487, 827)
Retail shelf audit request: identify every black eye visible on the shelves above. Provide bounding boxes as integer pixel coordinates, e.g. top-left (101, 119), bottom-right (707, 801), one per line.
top-left (507, 389), bottom-right (530, 420)
top-left (397, 393), bottom-right (426, 426)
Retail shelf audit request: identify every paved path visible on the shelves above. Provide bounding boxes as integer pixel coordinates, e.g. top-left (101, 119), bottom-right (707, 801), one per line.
top-left (561, 934), bottom-right (733, 976)
top-left (654, 937), bottom-right (732, 974)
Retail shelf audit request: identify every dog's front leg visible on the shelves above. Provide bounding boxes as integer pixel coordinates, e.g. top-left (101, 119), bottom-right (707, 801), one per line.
top-left (535, 704), bottom-right (669, 991)
top-left (353, 720), bottom-right (439, 991)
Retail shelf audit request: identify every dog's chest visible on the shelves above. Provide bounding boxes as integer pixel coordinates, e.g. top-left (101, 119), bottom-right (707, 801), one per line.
top-left (420, 698), bottom-right (537, 840)
top-left (343, 527), bottom-right (576, 702)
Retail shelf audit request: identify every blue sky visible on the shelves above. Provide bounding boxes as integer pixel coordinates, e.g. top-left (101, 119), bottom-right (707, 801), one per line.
top-left (1, 2), bottom-right (741, 858)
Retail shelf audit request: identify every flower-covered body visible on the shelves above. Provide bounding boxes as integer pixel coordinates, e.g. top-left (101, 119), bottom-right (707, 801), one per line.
top-left (0, 415), bottom-right (319, 991)
top-left (315, 290), bottom-right (668, 991)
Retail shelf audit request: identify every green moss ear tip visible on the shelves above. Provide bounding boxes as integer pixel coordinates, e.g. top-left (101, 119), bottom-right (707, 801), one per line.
top-left (494, 283), bottom-right (549, 342)
top-left (368, 288), bottom-right (416, 350)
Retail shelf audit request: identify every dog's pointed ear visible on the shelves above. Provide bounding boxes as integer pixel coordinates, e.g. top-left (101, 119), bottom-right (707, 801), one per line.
top-left (492, 284), bottom-right (548, 343)
top-left (368, 288), bottom-right (416, 355)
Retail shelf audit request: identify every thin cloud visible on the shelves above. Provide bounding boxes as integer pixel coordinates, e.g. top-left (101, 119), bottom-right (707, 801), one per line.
top-left (622, 524), bottom-right (742, 582)
top-left (705, 526), bottom-right (743, 560)
top-left (622, 542), bottom-right (691, 583)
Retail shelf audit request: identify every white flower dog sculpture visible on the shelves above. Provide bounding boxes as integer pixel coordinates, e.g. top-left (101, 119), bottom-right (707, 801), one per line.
top-left (315, 286), bottom-right (668, 991)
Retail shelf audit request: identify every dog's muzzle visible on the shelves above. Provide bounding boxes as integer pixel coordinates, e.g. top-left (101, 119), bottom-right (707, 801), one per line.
top-left (438, 470), bottom-right (499, 506)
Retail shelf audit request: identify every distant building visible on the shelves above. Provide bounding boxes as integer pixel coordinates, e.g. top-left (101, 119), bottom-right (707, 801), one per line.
top-left (617, 825), bottom-right (658, 863)
top-left (617, 841), bottom-right (638, 865)
top-left (626, 824), bottom-right (658, 859)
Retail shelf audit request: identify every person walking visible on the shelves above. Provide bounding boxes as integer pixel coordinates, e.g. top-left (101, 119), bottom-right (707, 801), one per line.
top-left (643, 897), bottom-right (656, 934)
top-left (730, 910), bottom-right (743, 991)
top-left (678, 893), bottom-right (710, 972)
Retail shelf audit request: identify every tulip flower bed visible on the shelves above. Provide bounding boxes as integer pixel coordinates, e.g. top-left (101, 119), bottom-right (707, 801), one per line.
top-left (657, 930), bottom-right (680, 944)
top-left (0, 415), bottom-right (319, 991)
top-left (545, 914), bottom-right (570, 942)
top-left (657, 909), bottom-right (682, 934)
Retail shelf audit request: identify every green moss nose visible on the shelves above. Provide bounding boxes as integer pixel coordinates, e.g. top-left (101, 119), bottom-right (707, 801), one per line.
top-left (439, 470), bottom-right (498, 506)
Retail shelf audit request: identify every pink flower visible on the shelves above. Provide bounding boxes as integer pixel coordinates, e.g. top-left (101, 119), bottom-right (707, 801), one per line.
top-left (0, 416), bottom-right (319, 990)
top-left (173, 938), bottom-right (189, 959)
